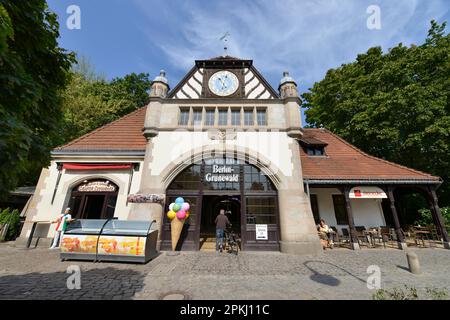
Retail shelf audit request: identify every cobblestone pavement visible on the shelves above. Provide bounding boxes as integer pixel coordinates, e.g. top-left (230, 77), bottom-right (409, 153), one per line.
top-left (0, 243), bottom-right (449, 300)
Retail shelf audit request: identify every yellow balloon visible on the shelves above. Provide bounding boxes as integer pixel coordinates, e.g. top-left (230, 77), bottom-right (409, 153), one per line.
top-left (167, 210), bottom-right (176, 220)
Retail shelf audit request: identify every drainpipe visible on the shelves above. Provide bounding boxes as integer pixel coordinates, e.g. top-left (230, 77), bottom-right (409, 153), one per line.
top-left (305, 179), bottom-right (310, 197)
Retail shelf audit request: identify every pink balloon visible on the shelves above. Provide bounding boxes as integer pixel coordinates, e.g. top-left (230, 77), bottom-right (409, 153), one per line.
top-left (176, 210), bottom-right (186, 220)
top-left (182, 202), bottom-right (190, 211)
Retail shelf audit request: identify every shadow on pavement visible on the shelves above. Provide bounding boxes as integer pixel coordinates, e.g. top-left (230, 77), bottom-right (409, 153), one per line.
top-left (304, 260), bottom-right (367, 286)
top-left (0, 267), bottom-right (146, 300)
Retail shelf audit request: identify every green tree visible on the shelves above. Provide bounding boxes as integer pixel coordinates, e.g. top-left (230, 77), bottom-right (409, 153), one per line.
top-left (302, 20), bottom-right (450, 205)
top-left (57, 64), bottom-right (151, 144)
top-left (0, 1), bottom-right (75, 198)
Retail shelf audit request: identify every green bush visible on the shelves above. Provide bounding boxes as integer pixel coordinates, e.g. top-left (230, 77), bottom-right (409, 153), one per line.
top-left (415, 207), bottom-right (450, 226)
top-left (0, 208), bottom-right (21, 241)
top-left (373, 285), bottom-right (448, 300)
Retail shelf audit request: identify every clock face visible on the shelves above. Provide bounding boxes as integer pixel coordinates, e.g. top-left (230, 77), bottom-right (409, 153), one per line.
top-left (208, 71), bottom-right (239, 96)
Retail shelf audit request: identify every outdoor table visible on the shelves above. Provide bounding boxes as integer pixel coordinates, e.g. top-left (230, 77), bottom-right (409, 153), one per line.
top-left (414, 230), bottom-right (432, 247)
top-left (363, 230), bottom-right (378, 248)
top-left (26, 220), bottom-right (52, 248)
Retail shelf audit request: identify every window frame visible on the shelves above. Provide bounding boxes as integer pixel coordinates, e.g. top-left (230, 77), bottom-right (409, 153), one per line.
top-left (218, 108), bottom-right (228, 126)
top-left (191, 108), bottom-right (203, 126)
top-left (178, 108), bottom-right (190, 126)
top-left (244, 108), bottom-right (254, 126)
top-left (231, 108), bottom-right (241, 126)
top-left (332, 194), bottom-right (348, 225)
top-left (256, 108), bottom-right (267, 126)
top-left (205, 108), bottom-right (215, 126)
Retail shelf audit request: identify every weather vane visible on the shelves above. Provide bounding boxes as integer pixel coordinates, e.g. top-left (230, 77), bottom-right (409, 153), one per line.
top-left (219, 32), bottom-right (230, 56)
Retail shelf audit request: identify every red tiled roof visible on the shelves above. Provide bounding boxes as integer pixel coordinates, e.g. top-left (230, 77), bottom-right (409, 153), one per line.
top-left (54, 108), bottom-right (440, 182)
top-left (54, 107), bottom-right (147, 151)
top-left (300, 128), bottom-right (440, 182)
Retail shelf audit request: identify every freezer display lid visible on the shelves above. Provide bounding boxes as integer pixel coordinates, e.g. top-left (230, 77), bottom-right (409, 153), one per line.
top-left (64, 219), bottom-right (105, 234)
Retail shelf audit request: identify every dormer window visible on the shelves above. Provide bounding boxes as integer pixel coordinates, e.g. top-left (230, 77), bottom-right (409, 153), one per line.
top-left (306, 146), bottom-right (325, 156)
top-left (298, 136), bottom-right (328, 156)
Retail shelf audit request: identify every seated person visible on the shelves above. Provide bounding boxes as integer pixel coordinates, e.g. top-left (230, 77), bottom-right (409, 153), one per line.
top-left (317, 219), bottom-right (334, 249)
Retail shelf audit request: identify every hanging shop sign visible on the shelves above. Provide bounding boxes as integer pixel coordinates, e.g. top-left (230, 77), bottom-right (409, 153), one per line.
top-left (349, 186), bottom-right (387, 199)
top-left (204, 165), bottom-right (239, 182)
top-left (255, 224), bottom-right (268, 240)
top-left (77, 180), bottom-right (116, 192)
top-left (127, 194), bottom-right (165, 205)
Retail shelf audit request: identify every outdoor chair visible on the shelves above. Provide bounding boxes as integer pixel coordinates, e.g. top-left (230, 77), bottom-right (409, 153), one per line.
top-left (413, 226), bottom-right (435, 247)
top-left (365, 227), bottom-right (384, 248)
top-left (329, 226), bottom-right (339, 246)
top-left (339, 228), bottom-right (352, 248)
top-left (379, 227), bottom-right (395, 248)
top-left (355, 226), bottom-right (371, 247)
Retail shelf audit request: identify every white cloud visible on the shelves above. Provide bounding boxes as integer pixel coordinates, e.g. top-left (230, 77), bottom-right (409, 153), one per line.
top-left (132, 0), bottom-right (449, 90)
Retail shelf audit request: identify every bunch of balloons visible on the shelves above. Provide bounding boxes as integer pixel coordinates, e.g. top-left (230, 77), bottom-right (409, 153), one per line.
top-left (167, 197), bottom-right (190, 221)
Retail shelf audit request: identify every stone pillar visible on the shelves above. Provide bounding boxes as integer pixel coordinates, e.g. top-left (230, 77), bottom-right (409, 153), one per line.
top-left (279, 71), bottom-right (302, 139)
top-left (387, 186), bottom-right (407, 250)
top-left (343, 187), bottom-right (360, 250)
top-left (277, 71), bottom-right (322, 255)
top-left (127, 71), bottom-right (169, 250)
top-left (427, 186), bottom-right (450, 249)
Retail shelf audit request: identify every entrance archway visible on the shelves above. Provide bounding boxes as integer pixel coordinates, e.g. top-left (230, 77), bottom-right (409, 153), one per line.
top-left (68, 179), bottom-right (118, 219)
top-left (160, 157), bottom-right (280, 251)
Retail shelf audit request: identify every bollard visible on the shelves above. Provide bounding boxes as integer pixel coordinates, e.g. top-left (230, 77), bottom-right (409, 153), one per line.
top-left (406, 251), bottom-right (421, 274)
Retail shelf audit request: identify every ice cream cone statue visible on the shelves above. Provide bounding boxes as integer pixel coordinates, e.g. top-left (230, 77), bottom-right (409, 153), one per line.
top-left (167, 197), bottom-right (190, 251)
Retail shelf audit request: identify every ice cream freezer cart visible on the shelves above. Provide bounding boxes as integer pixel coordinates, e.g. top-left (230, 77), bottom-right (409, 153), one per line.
top-left (60, 219), bottom-right (159, 263)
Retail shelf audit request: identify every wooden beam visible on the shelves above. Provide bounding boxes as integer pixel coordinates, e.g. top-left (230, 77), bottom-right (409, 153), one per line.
top-left (427, 186), bottom-right (450, 249)
top-left (387, 186), bottom-right (407, 250)
top-left (343, 186), bottom-right (360, 250)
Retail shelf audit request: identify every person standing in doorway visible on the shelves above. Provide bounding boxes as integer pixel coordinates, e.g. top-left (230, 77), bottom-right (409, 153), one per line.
top-left (215, 209), bottom-right (230, 254)
top-left (50, 208), bottom-right (73, 249)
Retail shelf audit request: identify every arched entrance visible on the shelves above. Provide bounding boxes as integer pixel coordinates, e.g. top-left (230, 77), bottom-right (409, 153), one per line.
top-left (160, 157), bottom-right (280, 251)
top-left (68, 179), bottom-right (118, 219)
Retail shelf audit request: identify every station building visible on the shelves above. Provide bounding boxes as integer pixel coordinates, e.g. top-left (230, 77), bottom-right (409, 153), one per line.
top-left (18, 56), bottom-right (449, 254)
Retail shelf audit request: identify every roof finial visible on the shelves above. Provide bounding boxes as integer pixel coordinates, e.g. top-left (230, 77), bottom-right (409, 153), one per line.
top-left (219, 32), bottom-right (230, 57)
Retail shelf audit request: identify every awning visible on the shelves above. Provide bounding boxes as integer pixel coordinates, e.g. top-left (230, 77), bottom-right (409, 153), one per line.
top-left (62, 163), bottom-right (133, 170)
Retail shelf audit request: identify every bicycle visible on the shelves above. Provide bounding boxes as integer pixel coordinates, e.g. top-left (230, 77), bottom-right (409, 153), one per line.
top-left (224, 227), bottom-right (240, 255)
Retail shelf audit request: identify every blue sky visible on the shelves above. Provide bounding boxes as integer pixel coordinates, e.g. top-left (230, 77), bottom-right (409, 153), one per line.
top-left (48, 0), bottom-right (449, 98)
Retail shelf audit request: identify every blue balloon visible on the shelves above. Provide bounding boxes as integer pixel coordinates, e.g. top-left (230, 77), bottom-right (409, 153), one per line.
top-left (175, 197), bottom-right (185, 205)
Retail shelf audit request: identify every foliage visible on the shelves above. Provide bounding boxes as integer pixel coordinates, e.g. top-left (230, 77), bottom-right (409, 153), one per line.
top-left (0, 208), bottom-right (21, 241)
top-left (373, 285), bottom-right (448, 300)
top-left (56, 62), bottom-right (151, 144)
top-left (426, 288), bottom-right (449, 300)
top-left (415, 207), bottom-right (450, 226)
top-left (302, 20), bottom-right (450, 205)
top-left (0, 1), bottom-right (75, 199)
top-left (373, 285), bottom-right (418, 300)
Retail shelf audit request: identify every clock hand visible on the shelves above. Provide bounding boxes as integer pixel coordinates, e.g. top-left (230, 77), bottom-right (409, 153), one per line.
top-left (219, 77), bottom-right (227, 90)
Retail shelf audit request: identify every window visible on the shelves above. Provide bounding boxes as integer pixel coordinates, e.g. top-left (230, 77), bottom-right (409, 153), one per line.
top-left (205, 108), bottom-right (215, 126)
top-left (257, 109), bottom-right (267, 126)
top-left (310, 194), bottom-right (320, 224)
top-left (244, 165), bottom-right (275, 191)
top-left (244, 108), bottom-right (254, 126)
top-left (218, 108), bottom-right (228, 126)
top-left (231, 109), bottom-right (241, 126)
top-left (179, 108), bottom-right (189, 125)
top-left (246, 197), bottom-right (277, 225)
top-left (332, 194), bottom-right (348, 225)
top-left (192, 108), bottom-right (202, 126)
top-left (306, 147), bottom-right (325, 156)
top-left (167, 164), bottom-right (202, 190)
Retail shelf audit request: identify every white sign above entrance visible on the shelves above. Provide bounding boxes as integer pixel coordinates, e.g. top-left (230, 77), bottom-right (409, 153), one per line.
top-left (255, 224), bottom-right (268, 240)
top-left (204, 165), bottom-right (239, 182)
top-left (349, 186), bottom-right (387, 199)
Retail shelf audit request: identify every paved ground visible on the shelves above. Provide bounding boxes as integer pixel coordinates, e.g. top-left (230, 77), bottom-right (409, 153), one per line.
top-left (0, 243), bottom-right (449, 300)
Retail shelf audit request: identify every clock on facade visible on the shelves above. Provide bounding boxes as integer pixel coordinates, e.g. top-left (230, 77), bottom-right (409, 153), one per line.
top-left (208, 70), bottom-right (239, 96)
